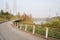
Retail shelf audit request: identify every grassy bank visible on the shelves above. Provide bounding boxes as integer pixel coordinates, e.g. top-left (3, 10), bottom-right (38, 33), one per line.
top-left (0, 10), bottom-right (16, 23)
top-left (18, 24), bottom-right (60, 40)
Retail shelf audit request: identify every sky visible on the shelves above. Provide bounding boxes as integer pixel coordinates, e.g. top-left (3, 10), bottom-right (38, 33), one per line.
top-left (0, 0), bottom-right (60, 18)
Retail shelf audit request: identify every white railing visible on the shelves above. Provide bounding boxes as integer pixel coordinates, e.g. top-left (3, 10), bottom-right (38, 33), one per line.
top-left (13, 22), bottom-right (48, 38)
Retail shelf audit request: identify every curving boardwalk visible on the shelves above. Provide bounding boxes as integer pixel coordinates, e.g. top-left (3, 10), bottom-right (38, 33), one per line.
top-left (0, 22), bottom-right (46, 40)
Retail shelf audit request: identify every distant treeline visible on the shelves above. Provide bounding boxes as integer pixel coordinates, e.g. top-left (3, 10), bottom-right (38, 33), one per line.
top-left (0, 10), bottom-right (16, 22)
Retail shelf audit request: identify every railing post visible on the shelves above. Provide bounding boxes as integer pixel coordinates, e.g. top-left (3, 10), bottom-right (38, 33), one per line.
top-left (20, 24), bottom-right (22, 30)
top-left (25, 24), bottom-right (27, 31)
top-left (13, 22), bottom-right (15, 25)
top-left (15, 22), bottom-right (16, 26)
top-left (16, 22), bottom-right (17, 26)
top-left (33, 25), bottom-right (35, 34)
top-left (45, 27), bottom-right (49, 38)
top-left (17, 22), bottom-right (18, 28)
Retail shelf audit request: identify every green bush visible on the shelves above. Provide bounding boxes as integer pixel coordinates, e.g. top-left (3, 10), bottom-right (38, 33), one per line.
top-left (48, 28), bottom-right (60, 39)
top-left (21, 25), bottom-right (25, 30)
top-left (27, 25), bottom-right (33, 32)
top-left (0, 10), bottom-right (16, 22)
top-left (35, 26), bottom-right (46, 36)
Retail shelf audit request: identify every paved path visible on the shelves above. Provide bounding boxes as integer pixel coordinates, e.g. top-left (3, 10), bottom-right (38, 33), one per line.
top-left (0, 22), bottom-right (46, 40)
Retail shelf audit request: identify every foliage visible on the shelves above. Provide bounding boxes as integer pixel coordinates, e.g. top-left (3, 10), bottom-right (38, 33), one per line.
top-left (17, 13), bottom-right (33, 24)
top-left (27, 25), bottom-right (33, 32)
top-left (41, 19), bottom-right (60, 28)
top-left (21, 25), bottom-right (25, 30)
top-left (0, 10), bottom-right (16, 22)
top-left (40, 17), bottom-right (60, 39)
top-left (21, 25), bottom-right (60, 39)
top-left (35, 26), bottom-right (46, 36)
top-left (48, 28), bottom-right (60, 39)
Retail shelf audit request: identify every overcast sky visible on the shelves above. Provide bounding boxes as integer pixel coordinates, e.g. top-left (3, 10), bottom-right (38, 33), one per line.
top-left (0, 0), bottom-right (60, 18)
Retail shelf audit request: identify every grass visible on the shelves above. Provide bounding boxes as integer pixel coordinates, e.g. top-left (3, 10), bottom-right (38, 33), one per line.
top-left (48, 28), bottom-right (60, 39)
top-left (27, 25), bottom-right (33, 32)
top-left (35, 26), bottom-right (46, 36)
top-left (0, 17), bottom-right (6, 23)
top-left (22, 25), bottom-right (60, 39)
top-left (21, 25), bottom-right (25, 31)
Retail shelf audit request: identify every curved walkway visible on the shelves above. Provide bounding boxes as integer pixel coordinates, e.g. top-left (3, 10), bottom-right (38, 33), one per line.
top-left (0, 22), bottom-right (46, 40)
